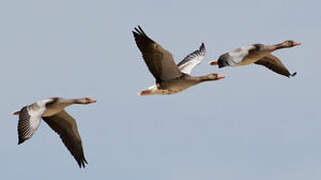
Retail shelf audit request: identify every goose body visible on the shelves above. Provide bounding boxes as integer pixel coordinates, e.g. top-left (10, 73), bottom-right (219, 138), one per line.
top-left (133, 26), bottom-right (224, 96)
top-left (209, 41), bottom-right (301, 77)
top-left (140, 73), bottom-right (222, 95)
top-left (13, 97), bottom-right (96, 168)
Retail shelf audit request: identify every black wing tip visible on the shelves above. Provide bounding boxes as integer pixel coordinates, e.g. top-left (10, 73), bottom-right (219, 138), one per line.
top-left (137, 25), bottom-right (144, 34)
top-left (200, 42), bottom-right (206, 52)
top-left (132, 25), bottom-right (154, 46)
top-left (133, 25), bottom-right (149, 38)
top-left (78, 159), bottom-right (88, 168)
top-left (289, 72), bottom-right (297, 78)
top-left (18, 138), bottom-right (26, 145)
top-left (18, 134), bottom-right (30, 144)
top-left (291, 72), bottom-right (297, 77)
top-left (134, 27), bottom-right (139, 33)
top-left (132, 30), bottom-right (139, 37)
top-left (133, 25), bottom-right (143, 34)
top-left (132, 26), bottom-right (141, 38)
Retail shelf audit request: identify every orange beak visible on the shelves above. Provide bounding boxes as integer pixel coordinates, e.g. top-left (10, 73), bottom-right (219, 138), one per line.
top-left (89, 99), bottom-right (97, 103)
top-left (209, 61), bottom-right (218, 66)
top-left (217, 74), bottom-right (225, 79)
top-left (293, 41), bottom-right (301, 46)
top-left (12, 111), bottom-right (20, 115)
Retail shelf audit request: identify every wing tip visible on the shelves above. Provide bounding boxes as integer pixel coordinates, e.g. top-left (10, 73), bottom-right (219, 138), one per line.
top-left (200, 42), bottom-right (206, 54)
top-left (78, 159), bottom-right (88, 168)
top-left (133, 25), bottom-right (144, 35)
top-left (18, 138), bottom-right (26, 145)
top-left (133, 25), bottom-right (149, 42)
top-left (289, 72), bottom-right (297, 77)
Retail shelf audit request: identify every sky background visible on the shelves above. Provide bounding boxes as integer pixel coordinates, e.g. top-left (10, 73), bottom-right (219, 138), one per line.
top-left (1, 0), bottom-right (320, 179)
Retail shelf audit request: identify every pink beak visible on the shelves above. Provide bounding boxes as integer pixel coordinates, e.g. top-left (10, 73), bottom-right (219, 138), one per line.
top-left (89, 99), bottom-right (97, 103)
top-left (293, 41), bottom-right (301, 46)
top-left (217, 74), bottom-right (225, 79)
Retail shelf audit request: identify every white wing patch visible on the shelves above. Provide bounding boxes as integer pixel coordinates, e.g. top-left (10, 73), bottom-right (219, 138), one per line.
top-left (228, 45), bottom-right (256, 65)
top-left (177, 43), bottom-right (206, 74)
top-left (28, 105), bottom-right (46, 132)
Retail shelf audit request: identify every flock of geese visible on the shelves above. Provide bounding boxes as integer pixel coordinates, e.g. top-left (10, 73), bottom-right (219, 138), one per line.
top-left (13, 26), bottom-right (301, 168)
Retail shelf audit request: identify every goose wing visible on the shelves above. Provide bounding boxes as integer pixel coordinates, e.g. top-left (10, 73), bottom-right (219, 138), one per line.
top-left (227, 45), bottom-right (257, 65)
top-left (254, 54), bottom-right (296, 77)
top-left (177, 43), bottom-right (206, 74)
top-left (17, 99), bottom-right (52, 144)
top-left (42, 110), bottom-right (87, 168)
top-left (133, 26), bottom-right (182, 81)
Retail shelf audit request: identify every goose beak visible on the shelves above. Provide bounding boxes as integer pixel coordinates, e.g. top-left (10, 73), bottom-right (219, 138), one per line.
top-left (209, 61), bottom-right (218, 66)
top-left (12, 111), bottom-right (20, 115)
top-left (217, 74), bottom-right (225, 79)
top-left (89, 99), bottom-right (97, 103)
top-left (293, 41), bottom-right (301, 46)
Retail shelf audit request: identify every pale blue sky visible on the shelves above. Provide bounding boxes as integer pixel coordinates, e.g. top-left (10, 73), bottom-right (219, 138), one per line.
top-left (1, 0), bottom-right (320, 179)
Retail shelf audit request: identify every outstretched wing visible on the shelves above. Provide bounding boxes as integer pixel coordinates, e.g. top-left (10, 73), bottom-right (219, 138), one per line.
top-left (254, 54), bottom-right (296, 77)
top-left (177, 43), bottom-right (206, 74)
top-left (133, 26), bottom-right (182, 81)
top-left (43, 110), bottom-right (87, 168)
top-left (17, 102), bottom-right (48, 144)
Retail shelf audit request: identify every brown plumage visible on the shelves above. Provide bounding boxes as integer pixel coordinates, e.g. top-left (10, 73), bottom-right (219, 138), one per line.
top-left (43, 110), bottom-right (87, 168)
top-left (133, 26), bottom-right (224, 95)
top-left (254, 55), bottom-right (297, 77)
top-left (13, 97), bottom-right (96, 168)
top-left (209, 40), bottom-right (300, 77)
top-left (133, 26), bottom-right (182, 81)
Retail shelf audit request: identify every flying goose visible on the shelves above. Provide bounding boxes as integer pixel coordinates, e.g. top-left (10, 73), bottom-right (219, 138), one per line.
top-left (209, 40), bottom-right (301, 77)
top-left (133, 26), bottom-right (224, 95)
top-left (12, 97), bottom-right (96, 168)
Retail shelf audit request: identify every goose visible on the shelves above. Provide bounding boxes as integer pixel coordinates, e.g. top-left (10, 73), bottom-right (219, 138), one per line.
top-left (12, 97), bottom-right (96, 168)
top-left (209, 40), bottom-right (301, 77)
top-left (133, 26), bottom-right (224, 95)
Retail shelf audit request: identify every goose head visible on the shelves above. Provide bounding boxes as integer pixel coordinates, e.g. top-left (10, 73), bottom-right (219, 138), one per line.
top-left (75, 97), bottom-right (97, 104)
top-left (202, 73), bottom-right (225, 81)
top-left (281, 40), bottom-right (301, 47)
top-left (210, 73), bottom-right (225, 80)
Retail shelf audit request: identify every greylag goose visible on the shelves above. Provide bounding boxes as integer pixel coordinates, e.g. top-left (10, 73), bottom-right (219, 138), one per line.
top-left (133, 26), bottom-right (224, 95)
top-left (209, 40), bottom-right (301, 77)
top-left (12, 97), bottom-right (96, 168)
